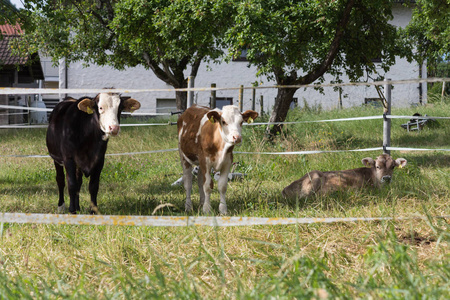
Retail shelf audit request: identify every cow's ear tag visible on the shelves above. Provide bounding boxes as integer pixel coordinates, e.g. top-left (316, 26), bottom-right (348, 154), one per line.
top-left (86, 107), bottom-right (94, 114)
top-left (247, 116), bottom-right (254, 124)
top-left (398, 165), bottom-right (403, 169)
top-left (209, 116), bottom-right (215, 123)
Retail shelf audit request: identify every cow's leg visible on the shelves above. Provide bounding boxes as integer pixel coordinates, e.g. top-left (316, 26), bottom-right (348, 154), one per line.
top-left (88, 161), bottom-right (104, 215)
top-left (218, 160), bottom-right (232, 215)
top-left (54, 161), bottom-right (66, 213)
top-left (201, 162), bottom-right (214, 215)
top-left (75, 167), bottom-right (83, 212)
top-left (64, 159), bottom-right (79, 214)
top-left (197, 167), bottom-right (206, 209)
top-left (182, 159), bottom-right (194, 213)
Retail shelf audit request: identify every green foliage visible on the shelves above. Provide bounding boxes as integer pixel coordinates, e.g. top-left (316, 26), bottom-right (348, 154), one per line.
top-left (227, 0), bottom-right (408, 83)
top-left (404, 0), bottom-right (450, 64)
top-left (16, 0), bottom-right (236, 109)
top-left (19, 0), bottom-right (232, 69)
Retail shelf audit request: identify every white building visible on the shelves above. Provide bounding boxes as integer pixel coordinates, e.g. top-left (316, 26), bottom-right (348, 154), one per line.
top-left (42, 3), bottom-right (426, 115)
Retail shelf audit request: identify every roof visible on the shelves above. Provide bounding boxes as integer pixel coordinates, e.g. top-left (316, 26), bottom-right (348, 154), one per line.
top-left (0, 23), bottom-right (44, 80)
top-left (0, 24), bottom-right (23, 35)
top-left (0, 35), bottom-right (28, 65)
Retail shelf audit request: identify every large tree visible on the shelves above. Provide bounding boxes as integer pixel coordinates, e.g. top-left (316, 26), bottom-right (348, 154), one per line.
top-left (227, 0), bottom-right (412, 133)
top-left (16, 0), bottom-right (234, 110)
top-left (404, 0), bottom-right (450, 75)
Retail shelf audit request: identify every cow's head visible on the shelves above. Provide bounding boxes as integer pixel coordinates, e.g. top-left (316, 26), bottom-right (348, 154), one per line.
top-left (362, 154), bottom-right (407, 185)
top-left (207, 105), bottom-right (258, 145)
top-left (78, 93), bottom-right (141, 139)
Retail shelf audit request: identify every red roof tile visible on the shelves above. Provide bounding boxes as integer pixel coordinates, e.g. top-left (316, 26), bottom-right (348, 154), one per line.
top-left (0, 35), bottom-right (28, 65)
top-left (0, 23), bottom-right (23, 35)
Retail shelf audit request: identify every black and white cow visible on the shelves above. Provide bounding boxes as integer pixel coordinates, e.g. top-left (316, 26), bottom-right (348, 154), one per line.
top-left (46, 93), bottom-right (141, 214)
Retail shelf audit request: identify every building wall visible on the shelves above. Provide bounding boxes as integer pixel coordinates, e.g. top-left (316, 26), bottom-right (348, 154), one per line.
top-left (64, 4), bottom-right (424, 114)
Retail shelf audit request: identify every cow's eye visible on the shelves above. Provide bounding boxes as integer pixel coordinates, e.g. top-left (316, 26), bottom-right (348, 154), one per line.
top-left (99, 107), bottom-right (103, 112)
top-left (376, 165), bottom-right (380, 169)
top-left (222, 121), bottom-right (227, 126)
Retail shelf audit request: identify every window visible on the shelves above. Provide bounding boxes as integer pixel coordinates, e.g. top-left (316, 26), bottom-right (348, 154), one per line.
top-left (232, 49), bottom-right (249, 62)
top-left (156, 98), bottom-right (177, 113)
top-left (364, 98), bottom-right (383, 108)
top-left (371, 57), bottom-right (382, 63)
top-left (215, 97), bottom-right (233, 109)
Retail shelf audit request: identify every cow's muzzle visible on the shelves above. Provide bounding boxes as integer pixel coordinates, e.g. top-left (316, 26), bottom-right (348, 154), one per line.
top-left (232, 134), bottom-right (242, 144)
top-left (381, 176), bottom-right (392, 183)
top-left (109, 125), bottom-right (120, 136)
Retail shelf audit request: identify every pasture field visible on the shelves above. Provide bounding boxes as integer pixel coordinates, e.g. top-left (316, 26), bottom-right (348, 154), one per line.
top-left (0, 100), bottom-right (449, 298)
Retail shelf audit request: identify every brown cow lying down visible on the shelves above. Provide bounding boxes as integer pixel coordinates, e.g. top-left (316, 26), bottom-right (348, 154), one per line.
top-left (282, 154), bottom-right (407, 199)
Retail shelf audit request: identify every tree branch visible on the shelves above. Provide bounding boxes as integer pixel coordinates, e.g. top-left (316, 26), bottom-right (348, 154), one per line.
top-left (297, 0), bottom-right (357, 85)
top-left (189, 54), bottom-right (203, 77)
top-left (142, 52), bottom-right (176, 86)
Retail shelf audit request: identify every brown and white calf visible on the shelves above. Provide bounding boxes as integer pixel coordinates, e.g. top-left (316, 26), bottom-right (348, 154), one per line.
top-left (177, 105), bottom-right (258, 215)
top-left (282, 154), bottom-right (407, 199)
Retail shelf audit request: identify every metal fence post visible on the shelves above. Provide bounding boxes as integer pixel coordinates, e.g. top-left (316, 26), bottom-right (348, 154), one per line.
top-left (187, 76), bottom-right (195, 109)
top-left (383, 79), bottom-right (392, 155)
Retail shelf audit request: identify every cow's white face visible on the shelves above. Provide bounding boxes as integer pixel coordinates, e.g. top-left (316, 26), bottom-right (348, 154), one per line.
top-left (207, 105), bottom-right (258, 145)
top-left (97, 93), bottom-right (121, 137)
top-left (362, 154), bottom-right (407, 186)
top-left (219, 106), bottom-right (245, 144)
top-left (77, 93), bottom-right (141, 140)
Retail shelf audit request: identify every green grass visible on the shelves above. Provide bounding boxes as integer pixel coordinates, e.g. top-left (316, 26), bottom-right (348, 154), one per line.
top-left (0, 100), bottom-right (449, 299)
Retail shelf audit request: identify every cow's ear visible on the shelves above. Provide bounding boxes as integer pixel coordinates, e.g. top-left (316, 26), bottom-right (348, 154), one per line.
top-left (362, 157), bottom-right (375, 168)
top-left (207, 111), bottom-right (221, 124)
top-left (122, 98), bottom-right (141, 113)
top-left (77, 98), bottom-right (95, 114)
top-left (242, 110), bottom-right (259, 124)
top-left (395, 158), bottom-right (407, 169)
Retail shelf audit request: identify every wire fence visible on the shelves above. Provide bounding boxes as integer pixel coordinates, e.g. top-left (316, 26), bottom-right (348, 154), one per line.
top-left (1, 77), bottom-right (449, 226)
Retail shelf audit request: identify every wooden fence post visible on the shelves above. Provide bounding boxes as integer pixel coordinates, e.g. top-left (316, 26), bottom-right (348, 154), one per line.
top-left (238, 85), bottom-right (244, 111)
top-left (260, 95), bottom-right (264, 115)
top-left (251, 84), bottom-right (256, 111)
top-left (383, 79), bottom-right (392, 155)
top-left (187, 76), bottom-right (195, 108)
top-left (210, 83), bottom-right (216, 108)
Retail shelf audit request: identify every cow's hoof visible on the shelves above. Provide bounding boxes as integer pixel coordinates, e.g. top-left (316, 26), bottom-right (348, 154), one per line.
top-left (90, 206), bottom-right (100, 215)
top-left (185, 202), bottom-right (193, 213)
top-left (57, 203), bottom-right (66, 214)
top-left (202, 204), bottom-right (213, 215)
top-left (219, 203), bottom-right (228, 215)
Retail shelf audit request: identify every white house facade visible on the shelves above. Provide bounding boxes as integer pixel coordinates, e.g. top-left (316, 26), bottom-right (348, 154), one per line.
top-left (42, 3), bottom-right (426, 115)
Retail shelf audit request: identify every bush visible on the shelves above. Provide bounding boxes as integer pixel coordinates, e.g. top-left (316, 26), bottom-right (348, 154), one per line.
top-left (428, 82), bottom-right (450, 103)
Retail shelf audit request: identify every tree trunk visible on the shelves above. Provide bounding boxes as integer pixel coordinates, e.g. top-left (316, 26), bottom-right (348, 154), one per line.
top-left (175, 90), bottom-right (188, 111)
top-left (268, 87), bottom-right (298, 135)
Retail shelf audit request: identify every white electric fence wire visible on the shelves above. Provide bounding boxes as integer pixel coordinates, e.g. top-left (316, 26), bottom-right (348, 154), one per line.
top-left (1, 114), bottom-right (448, 130)
top-left (2, 146), bottom-right (449, 159)
top-left (0, 77), bottom-right (449, 95)
top-left (0, 212), bottom-right (448, 227)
